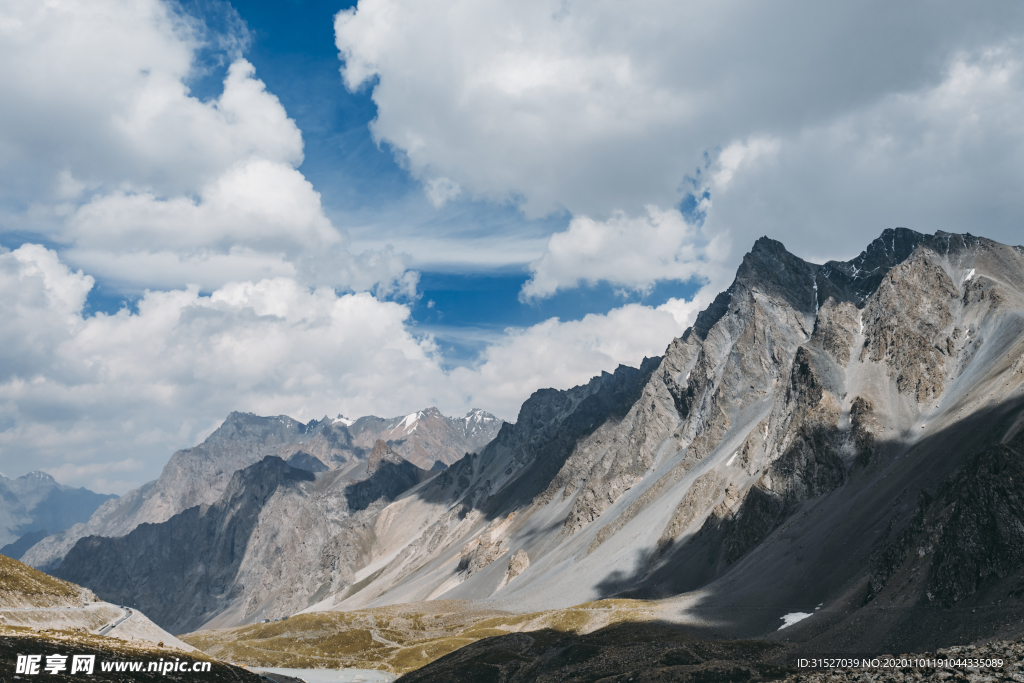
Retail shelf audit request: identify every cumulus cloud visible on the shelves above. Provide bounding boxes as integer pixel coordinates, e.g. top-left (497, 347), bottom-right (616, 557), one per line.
top-left (0, 0), bottom-right (414, 294)
top-left (703, 45), bottom-right (1024, 261)
top-left (336, 0), bottom-right (1024, 222)
top-left (521, 205), bottom-right (730, 300)
top-left (0, 245), bottom-right (701, 493)
top-left (0, 2), bottom-right (300, 200)
top-left (0, 244), bottom-right (445, 492)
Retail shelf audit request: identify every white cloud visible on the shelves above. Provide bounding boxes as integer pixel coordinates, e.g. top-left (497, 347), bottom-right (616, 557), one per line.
top-left (521, 205), bottom-right (729, 300)
top-left (0, 0), bottom-right (415, 295)
top-left (0, 244), bottom-right (704, 493)
top-left (0, 245), bottom-right (446, 492)
top-left (425, 177), bottom-right (462, 208)
top-left (0, 0), bottom-right (300, 200)
top-left (66, 160), bottom-right (337, 253)
top-left (712, 138), bottom-right (781, 191)
top-left (704, 45), bottom-right (1024, 261)
top-left (335, 0), bottom-right (1024, 222)
top-left (449, 298), bottom-right (708, 419)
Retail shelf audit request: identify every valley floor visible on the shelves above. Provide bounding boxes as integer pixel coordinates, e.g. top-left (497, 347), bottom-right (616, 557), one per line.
top-left (182, 597), bottom-right (1024, 682)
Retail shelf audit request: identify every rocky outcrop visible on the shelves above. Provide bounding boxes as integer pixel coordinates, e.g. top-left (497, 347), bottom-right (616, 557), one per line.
top-left (23, 412), bottom-right (316, 570)
top-left (499, 549), bottom-right (529, 589)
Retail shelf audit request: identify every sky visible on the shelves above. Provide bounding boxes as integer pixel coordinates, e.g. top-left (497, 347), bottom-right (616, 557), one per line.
top-left (1, 0), bottom-right (1023, 494)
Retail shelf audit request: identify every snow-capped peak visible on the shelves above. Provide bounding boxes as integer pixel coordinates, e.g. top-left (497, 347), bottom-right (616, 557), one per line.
top-left (333, 415), bottom-right (353, 426)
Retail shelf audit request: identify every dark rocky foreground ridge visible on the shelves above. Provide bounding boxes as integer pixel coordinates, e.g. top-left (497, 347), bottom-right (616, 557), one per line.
top-left (42, 229), bottom-right (1024, 673)
top-left (395, 626), bottom-right (1024, 682)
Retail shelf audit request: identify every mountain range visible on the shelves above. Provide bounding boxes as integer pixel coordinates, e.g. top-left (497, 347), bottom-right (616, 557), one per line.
top-left (21, 407), bottom-right (502, 574)
top-left (36, 229), bottom-right (1024, 661)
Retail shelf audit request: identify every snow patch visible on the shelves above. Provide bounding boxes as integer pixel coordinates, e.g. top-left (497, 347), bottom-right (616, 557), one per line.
top-left (400, 412), bottom-right (420, 431)
top-left (778, 612), bottom-right (813, 630)
top-left (333, 415), bottom-right (353, 426)
top-left (964, 268), bottom-right (976, 283)
top-left (725, 451), bottom-right (739, 467)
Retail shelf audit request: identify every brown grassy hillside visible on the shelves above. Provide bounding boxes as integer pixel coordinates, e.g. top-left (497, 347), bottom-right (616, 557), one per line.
top-left (0, 553), bottom-right (91, 608)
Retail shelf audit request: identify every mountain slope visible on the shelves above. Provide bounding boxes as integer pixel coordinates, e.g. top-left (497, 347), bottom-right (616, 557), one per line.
top-left (55, 451), bottom-right (433, 634)
top-left (299, 229), bottom-right (1024, 653)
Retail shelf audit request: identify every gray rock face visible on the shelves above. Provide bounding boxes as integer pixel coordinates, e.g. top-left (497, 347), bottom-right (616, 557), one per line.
top-left (0, 471), bottom-right (115, 550)
top-left (22, 412), bottom-right (314, 570)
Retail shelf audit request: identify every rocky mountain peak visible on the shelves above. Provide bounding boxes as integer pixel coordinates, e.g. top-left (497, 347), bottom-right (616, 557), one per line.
top-left (737, 235), bottom-right (820, 313)
top-left (21, 471), bottom-right (57, 484)
top-left (816, 227), bottom-right (929, 303)
top-left (367, 439), bottom-right (403, 476)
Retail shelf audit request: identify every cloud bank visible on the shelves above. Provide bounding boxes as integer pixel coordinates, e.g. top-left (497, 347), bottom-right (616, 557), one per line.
top-left (0, 244), bottom-right (696, 492)
top-left (336, 0), bottom-right (1024, 265)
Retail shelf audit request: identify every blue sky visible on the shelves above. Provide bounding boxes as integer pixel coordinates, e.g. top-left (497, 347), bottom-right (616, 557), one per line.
top-left (76, 0), bottom-right (699, 349)
top-left (1, 0), bottom-right (1023, 492)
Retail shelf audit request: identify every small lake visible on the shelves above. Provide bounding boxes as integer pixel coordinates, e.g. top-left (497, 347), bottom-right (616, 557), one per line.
top-left (253, 667), bottom-right (397, 683)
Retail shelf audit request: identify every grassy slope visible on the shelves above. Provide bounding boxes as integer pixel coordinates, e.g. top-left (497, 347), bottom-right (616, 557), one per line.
top-left (0, 553), bottom-right (85, 608)
top-left (181, 599), bottom-right (656, 675)
top-left (0, 554), bottom-right (260, 681)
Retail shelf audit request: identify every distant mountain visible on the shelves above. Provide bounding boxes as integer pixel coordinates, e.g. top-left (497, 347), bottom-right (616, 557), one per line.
top-left (0, 471), bottom-right (115, 551)
top-left (0, 529), bottom-right (49, 561)
top-left (23, 408), bottom-right (501, 572)
top-left (56, 450), bottom-right (432, 634)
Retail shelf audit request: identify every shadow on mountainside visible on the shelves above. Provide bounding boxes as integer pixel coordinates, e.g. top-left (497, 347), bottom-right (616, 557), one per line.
top-left (414, 359), bottom-right (662, 522)
top-left (590, 393), bottom-right (1024, 654)
top-left (53, 450), bottom-right (438, 633)
top-left (394, 620), bottom-right (793, 683)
